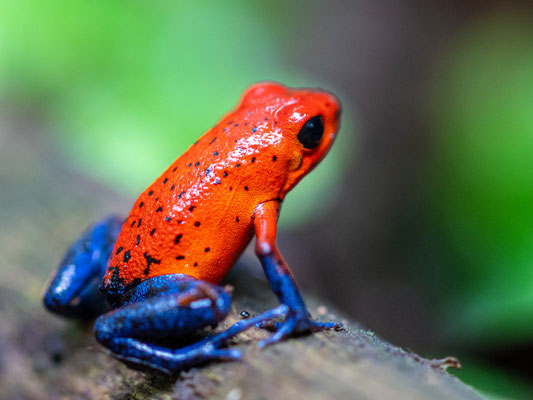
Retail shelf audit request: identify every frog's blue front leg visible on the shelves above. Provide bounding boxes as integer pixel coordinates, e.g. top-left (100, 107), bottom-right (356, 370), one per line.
top-left (43, 216), bottom-right (123, 318)
top-left (253, 201), bottom-right (342, 347)
top-left (94, 274), bottom-right (287, 374)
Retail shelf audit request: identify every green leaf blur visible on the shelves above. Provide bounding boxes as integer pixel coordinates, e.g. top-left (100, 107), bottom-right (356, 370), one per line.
top-left (0, 0), bottom-right (352, 228)
top-left (428, 12), bottom-right (533, 345)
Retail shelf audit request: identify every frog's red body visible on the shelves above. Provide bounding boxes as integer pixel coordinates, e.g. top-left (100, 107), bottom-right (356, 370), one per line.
top-left (44, 82), bottom-right (342, 374)
top-left (103, 83), bottom-right (340, 291)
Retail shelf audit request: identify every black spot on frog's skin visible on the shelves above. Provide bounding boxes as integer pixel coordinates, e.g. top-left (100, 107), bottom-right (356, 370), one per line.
top-left (251, 157), bottom-right (256, 163)
top-left (139, 202), bottom-right (144, 208)
top-left (227, 121), bottom-right (233, 125)
top-left (204, 247), bottom-right (210, 252)
top-left (136, 235), bottom-right (140, 246)
top-left (163, 178), bottom-right (168, 184)
top-left (205, 167), bottom-right (211, 176)
top-left (223, 128), bottom-right (229, 132)
top-left (229, 187), bottom-right (233, 191)
top-left (189, 206), bottom-right (195, 212)
top-left (123, 250), bottom-right (131, 263)
top-left (178, 191), bottom-right (186, 199)
top-left (223, 171), bottom-right (228, 177)
top-left (155, 197), bottom-right (159, 202)
top-left (178, 220), bottom-right (185, 224)
top-left (236, 216), bottom-right (240, 222)
top-left (148, 190), bottom-right (154, 196)
top-left (187, 163), bottom-right (192, 168)
top-left (115, 246), bottom-right (123, 255)
top-left (272, 156), bottom-right (277, 162)
top-left (137, 219), bottom-right (142, 228)
top-left (156, 207), bottom-right (163, 212)
top-left (209, 137), bottom-right (217, 145)
top-left (264, 117), bottom-right (268, 121)
top-left (195, 161), bottom-right (200, 167)
top-left (172, 167), bottom-right (177, 172)
top-left (244, 186), bottom-right (249, 191)
top-left (130, 220), bottom-right (136, 228)
top-left (194, 262), bottom-right (198, 267)
top-left (150, 228), bottom-right (156, 236)
top-left (234, 123), bottom-right (239, 127)
top-left (244, 123), bottom-right (248, 126)
top-left (214, 178), bottom-right (221, 185)
top-left (176, 255), bottom-right (185, 260)
top-left (194, 221), bottom-right (200, 227)
top-left (174, 234), bottom-right (183, 244)
top-left (143, 252), bottom-right (161, 275)
top-left (165, 216), bottom-right (171, 222)
top-left (213, 151), bottom-right (219, 156)
top-left (170, 185), bottom-right (175, 190)
top-left (252, 126), bottom-right (258, 132)
top-left (236, 163), bottom-right (241, 168)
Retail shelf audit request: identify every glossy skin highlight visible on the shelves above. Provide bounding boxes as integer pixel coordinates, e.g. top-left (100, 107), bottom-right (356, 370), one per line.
top-left (43, 82), bottom-right (342, 374)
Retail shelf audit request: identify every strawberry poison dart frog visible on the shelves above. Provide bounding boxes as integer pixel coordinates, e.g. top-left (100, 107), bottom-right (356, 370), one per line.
top-left (43, 82), bottom-right (342, 374)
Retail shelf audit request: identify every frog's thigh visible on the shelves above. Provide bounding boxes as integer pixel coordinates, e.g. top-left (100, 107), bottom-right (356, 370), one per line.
top-left (94, 274), bottom-right (294, 373)
top-left (95, 274), bottom-right (231, 343)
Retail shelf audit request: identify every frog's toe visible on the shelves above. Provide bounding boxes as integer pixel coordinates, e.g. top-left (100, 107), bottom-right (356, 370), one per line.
top-left (257, 317), bottom-right (343, 348)
top-left (258, 319), bottom-right (296, 348)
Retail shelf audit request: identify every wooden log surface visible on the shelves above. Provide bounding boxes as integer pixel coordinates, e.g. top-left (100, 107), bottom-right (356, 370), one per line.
top-left (0, 113), bottom-right (484, 399)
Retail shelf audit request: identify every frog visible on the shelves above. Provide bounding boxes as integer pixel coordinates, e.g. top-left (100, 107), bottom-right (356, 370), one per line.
top-left (43, 82), bottom-right (342, 374)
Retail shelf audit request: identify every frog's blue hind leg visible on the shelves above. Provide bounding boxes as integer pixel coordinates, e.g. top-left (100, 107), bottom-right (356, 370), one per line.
top-left (43, 216), bottom-right (123, 318)
top-left (94, 274), bottom-right (287, 374)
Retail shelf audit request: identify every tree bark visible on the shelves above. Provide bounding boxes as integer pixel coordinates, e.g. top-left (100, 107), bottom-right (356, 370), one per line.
top-left (0, 113), bottom-right (484, 400)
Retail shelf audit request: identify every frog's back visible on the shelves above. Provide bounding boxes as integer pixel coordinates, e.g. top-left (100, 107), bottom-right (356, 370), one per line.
top-left (102, 92), bottom-right (287, 294)
top-left (101, 82), bottom-right (340, 295)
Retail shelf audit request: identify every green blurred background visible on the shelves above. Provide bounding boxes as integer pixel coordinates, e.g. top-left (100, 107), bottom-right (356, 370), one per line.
top-left (1, 1), bottom-right (533, 398)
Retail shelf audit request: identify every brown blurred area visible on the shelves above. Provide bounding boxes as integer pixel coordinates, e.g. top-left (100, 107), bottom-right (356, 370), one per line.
top-left (283, 0), bottom-right (533, 360)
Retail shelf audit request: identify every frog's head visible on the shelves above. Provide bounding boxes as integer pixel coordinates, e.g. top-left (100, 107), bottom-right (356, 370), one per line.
top-left (239, 82), bottom-right (342, 199)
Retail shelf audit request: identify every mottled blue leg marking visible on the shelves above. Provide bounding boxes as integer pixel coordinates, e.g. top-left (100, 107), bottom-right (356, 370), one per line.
top-left (257, 254), bottom-right (342, 347)
top-left (94, 275), bottom-right (288, 374)
top-left (43, 216), bottom-right (123, 318)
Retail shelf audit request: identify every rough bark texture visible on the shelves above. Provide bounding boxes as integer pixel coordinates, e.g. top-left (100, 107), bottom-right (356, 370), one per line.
top-left (0, 113), bottom-right (484, 400)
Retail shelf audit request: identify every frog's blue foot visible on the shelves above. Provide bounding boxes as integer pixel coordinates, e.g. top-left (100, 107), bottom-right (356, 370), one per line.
top-left (94, 275), bottom-right (288, 374)
top-left (256, 316), bottom-right (343, 348)
top-left (253, 245), bottom-right (343, 348)
top-left (43, 216), bottom-right (123, 318)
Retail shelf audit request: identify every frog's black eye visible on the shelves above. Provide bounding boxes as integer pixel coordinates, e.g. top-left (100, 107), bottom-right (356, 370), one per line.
top-left (297, 116), bottom-right (324, 149)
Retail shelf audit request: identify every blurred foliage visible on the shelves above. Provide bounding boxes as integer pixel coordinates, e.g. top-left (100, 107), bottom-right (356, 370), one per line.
top-left (0, 0), bottom-right (353, 227)
top-left (427, 11), bottom-right (533, 345)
